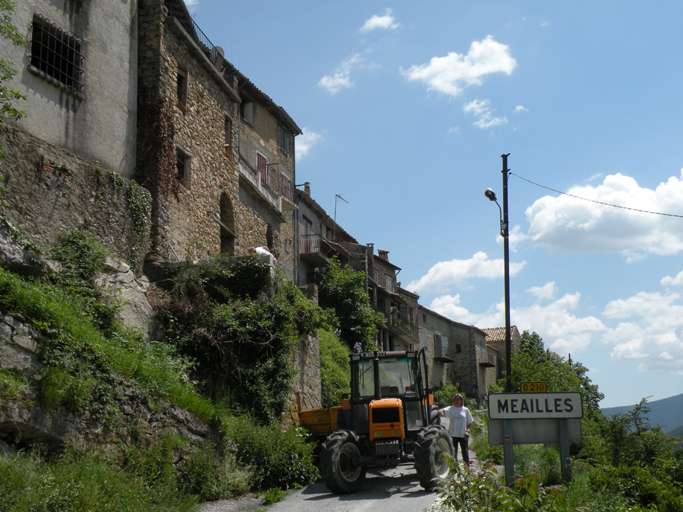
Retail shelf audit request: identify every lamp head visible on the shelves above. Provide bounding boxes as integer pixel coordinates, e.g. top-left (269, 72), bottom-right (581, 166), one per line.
top-left (485, 188), bottom-right (497, 202)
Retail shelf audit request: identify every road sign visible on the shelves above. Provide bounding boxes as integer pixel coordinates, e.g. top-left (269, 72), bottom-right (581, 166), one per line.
top-left (521, 382), bottom-right (547, 393)
top-left (488, 392), bottom-right (583, 420)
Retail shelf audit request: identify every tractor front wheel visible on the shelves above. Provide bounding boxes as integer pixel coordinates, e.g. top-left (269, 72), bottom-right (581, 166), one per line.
top-left (414, 425), bottom-right (453, 490)
top-left (319, 430), bottom-right (367, 494)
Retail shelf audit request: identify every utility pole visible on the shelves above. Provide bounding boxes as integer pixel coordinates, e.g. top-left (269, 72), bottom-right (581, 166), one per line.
top-left (502, 154), bottom-right (512, 393)
top-left (333, 194), bottom-right (348, 242)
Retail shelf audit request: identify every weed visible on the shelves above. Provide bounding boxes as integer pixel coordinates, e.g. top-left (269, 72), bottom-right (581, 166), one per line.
top-left (262, 487), bottom-right (286, 505)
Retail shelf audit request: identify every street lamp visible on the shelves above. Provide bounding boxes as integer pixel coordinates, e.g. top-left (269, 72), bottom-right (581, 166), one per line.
top-left (485, 154), bottom-right (512, 393)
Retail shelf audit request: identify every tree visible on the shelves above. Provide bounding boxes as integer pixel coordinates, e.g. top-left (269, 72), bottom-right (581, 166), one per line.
top-left (505, 330), bottom-right (604, 414)
top-left (0, 0), bottom-right (26, 158)
top-left (314, 258), bottom-right (384, 352)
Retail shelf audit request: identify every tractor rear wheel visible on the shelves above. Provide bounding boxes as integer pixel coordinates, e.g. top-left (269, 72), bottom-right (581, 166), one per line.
top-left (414, 425), bottom-right (453, 490)
top-left (319, 430), bottom-right (366, 494)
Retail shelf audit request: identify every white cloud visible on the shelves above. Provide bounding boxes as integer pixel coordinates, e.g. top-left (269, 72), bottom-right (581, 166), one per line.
top-left (525, 170), bottom-right (683, 257)
top-left (463, 99), bottom-right (508, 129)
top-left (429, 295), bottom-right (481, 325)
top-left (296, 128), bottom-right (324, 160)
top-left (527, 281), bottom-right (557, 301)
top-left (514, 105), bottom-right (528, 113)
top-left (602, 291), bottom-right (683, 373)
top-left (400, 35), bottom-right (517, 97)
top-left (429, 290), bottom-right (605, 354)
top-left (318, 54), bottom-right (363, 94)
top-left (661, 270), bottom-right (683, 287)
top-left (361, 8), bottom-right (400, 32)
top-left (406, 251), bottom-right (526, 295)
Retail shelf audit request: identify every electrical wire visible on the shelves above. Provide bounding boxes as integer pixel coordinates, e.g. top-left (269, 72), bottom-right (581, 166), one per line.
top-left (510, 172), bottom-right (683, 219)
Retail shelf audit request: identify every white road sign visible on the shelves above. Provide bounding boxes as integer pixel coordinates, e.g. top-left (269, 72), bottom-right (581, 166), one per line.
top-left (488, 392), bottom-right (583, 420)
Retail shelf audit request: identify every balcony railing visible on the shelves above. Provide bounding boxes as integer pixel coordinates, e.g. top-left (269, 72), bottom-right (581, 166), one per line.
top-left (300, 234), bottom-right (337, 258)
top-left (262, 164), bottom-right (294, 203)
top-left (165, 0), bottom-right (219, 64)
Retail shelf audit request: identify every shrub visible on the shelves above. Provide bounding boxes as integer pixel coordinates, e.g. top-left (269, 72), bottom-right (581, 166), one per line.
top-left (221, 414), bottom-right (319, 490)
top-left (319, 328), bottom-right (350, 407)
top-left (0, 449), bottom-right (198, 512)
top-left (432, 381), bottom-right (465, 408)
top-left (313, 257), bottom-right (383, 352)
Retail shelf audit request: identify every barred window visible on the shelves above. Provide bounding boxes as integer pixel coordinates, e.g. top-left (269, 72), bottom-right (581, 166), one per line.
top-left (29, 14), bottom-right (84, 96)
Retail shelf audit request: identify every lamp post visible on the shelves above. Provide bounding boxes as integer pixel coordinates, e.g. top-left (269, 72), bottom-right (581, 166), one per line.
top-left (485, 154), bottom-right (512, 393)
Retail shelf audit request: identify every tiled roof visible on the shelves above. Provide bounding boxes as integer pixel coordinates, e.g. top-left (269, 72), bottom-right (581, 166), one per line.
top-left (482, 326), bottom-right (520, 343)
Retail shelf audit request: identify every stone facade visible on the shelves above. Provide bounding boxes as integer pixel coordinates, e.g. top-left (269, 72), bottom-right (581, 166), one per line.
top-left (137, 0), bottom-right (300, 283)
top-left (0, 128), bottom-right (151, 273)
top-left (419, 305), bottom-right (492, 406)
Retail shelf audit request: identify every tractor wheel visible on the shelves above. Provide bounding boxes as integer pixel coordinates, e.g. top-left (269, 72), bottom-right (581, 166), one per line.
top-left (414, 425), bottom-right (453, 490)
top-left (429, 404), bottom-right (441, 425)
top-left (319, 430), bottom-right (366, 494)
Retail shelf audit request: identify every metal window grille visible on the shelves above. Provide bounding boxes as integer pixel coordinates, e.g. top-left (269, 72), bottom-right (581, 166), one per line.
top-left (30, 15), bottom-right (84, 96)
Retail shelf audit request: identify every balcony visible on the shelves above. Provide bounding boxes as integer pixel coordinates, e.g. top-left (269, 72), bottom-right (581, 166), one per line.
top-left (300, 234), bottom-right (338, 267)
top-left (239, 157), bottom-right (296, 216)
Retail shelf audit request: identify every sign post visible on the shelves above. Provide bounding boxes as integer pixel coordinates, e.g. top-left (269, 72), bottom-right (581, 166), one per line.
top-left (488, 392), bottom-right (583, 485)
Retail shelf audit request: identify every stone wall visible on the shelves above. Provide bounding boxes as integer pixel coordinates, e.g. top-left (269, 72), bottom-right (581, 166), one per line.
top-left (0, 128), bottom-right (151, 273)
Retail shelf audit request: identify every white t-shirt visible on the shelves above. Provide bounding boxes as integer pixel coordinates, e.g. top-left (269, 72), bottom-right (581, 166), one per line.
top-left (442, 405), bottom-right (473, 438)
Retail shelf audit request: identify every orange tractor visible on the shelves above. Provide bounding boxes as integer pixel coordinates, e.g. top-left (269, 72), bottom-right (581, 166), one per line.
top-left (302, 350), bottom-right (453, 493)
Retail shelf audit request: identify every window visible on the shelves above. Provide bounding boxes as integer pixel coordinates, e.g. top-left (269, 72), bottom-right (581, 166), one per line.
top-left (385, 275), bottom-right (393, 291)
top-left (224, 117), bottom-right (232, 149)
top-left (176, 66), bottom-right (188, 111)
top-left (256, 152), bottom-right (267, 184)
top-left (455, 344), bottom-right (462, 354)
top-left (240, 100), bottom-right (254, 124)
top-left (278, 125), bottom-right (290, 154)
top-left (29, 14), bottom-right (84, 96)
top-left (175, 145), bottom-right (191, 188)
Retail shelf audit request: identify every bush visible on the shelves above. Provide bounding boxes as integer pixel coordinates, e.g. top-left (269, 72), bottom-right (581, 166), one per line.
top-left (432, 381), bottom-right (465, 408)
top-left (221, 414), bottom-right (319, 490)
top-left (0, 449), bottom-right (198, 512)
top-left (319, 328), bottom-right (350, 407)
top-left (314, 258), bottom-right (383, 352)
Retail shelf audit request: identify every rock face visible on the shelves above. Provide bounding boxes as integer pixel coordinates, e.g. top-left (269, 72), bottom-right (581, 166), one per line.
top-left (95, 257), bottom-right (156, 338)
top-left (0, 310), bottom-right (212, 456)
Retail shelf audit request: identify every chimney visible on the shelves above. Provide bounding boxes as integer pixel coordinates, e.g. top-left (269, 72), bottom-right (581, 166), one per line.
top-left (304, 182), bottom-right (311, 196)
top-left (378, 250), bottom-right (389, 261)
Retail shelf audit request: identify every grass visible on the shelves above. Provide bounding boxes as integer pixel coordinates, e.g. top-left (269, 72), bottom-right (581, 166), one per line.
top-left (0, 449), bottom-right (199, 512)
top-left (0, 268), bottom-right (214, 422)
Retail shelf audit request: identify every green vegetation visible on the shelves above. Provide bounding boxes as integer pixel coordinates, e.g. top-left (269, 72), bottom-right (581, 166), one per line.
top-left (455, 331), bottom-right (683, 512)
top-left (314, 257), bottom-right (384, 352)
top-left (319, 328), bottom-right (351, 407)
top-left (432, 381), bottom-right (466, 408)
top-left (0, 233), bottom-right (324, 510)
top-left (0, 0), bottom-right (26, 160)
top-left (156, 255), bottom-right (328, 424)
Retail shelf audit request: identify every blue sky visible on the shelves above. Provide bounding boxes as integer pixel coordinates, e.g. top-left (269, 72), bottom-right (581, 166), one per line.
top-left (188, 1), bottom-right (683, 408)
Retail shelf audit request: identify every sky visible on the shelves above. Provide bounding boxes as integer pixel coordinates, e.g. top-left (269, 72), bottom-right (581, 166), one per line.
top-left (187, 1), bottom-right (683, 408)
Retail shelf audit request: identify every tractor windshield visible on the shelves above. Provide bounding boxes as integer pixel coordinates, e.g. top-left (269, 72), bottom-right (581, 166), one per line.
top-left (355, 356), bottom-right (418, 398)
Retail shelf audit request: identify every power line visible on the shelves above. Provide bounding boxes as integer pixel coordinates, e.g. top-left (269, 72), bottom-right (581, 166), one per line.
top-left (510, 172), bottom-right (683, 219)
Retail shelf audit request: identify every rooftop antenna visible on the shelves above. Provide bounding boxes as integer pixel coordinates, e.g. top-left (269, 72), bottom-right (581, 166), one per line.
top-left (333, 194), bottom-right (348, 242)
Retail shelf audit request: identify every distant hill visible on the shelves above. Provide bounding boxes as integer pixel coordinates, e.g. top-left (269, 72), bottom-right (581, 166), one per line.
top-left (601, 393), bottom-right (683, 435)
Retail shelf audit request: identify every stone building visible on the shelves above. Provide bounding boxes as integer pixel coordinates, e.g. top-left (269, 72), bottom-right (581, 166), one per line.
top-left (419, 305), bottom-right (494, 406)
top-left (296, 182), bottom-right (358, 286)
top-left (0, 0), bottom-right (149, 268)
top-left (482, 326), bottom-right (522, 381)
top-left (0, 0), bottom-right (139, 178)
top-left (137, 0), bottom-right (300, 279)
top-left (366, 250), bottom-right (419, 351)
